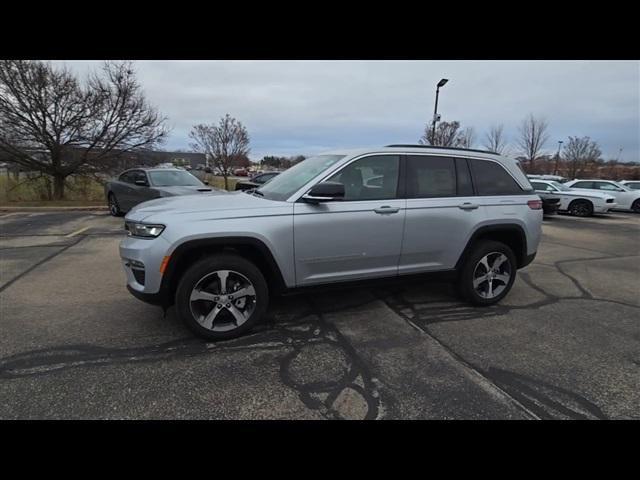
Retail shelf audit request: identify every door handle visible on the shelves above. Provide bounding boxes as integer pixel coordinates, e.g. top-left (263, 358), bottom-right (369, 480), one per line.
top-left (374, 206), bottom-right (400, 214)
top-left (458, 202), bottom-right (479, 210)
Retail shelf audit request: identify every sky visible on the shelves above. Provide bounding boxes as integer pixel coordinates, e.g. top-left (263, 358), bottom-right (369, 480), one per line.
top-left (53, 60), bottom-right (640, 162)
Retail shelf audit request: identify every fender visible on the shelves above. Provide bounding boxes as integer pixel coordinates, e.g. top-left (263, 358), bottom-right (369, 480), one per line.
top-left (159, 236), bottom-right (288, 302)
top-left (455, 223), bottom-right (529, 270)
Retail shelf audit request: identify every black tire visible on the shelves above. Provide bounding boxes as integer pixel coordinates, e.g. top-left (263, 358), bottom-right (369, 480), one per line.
top-left (108, 193), bottom-right (123, 217)
top-left (568, 199), bottom-right (593, 217)
top-left (175, 253), bottom-right (269, 341)
top-left (458, 240), bottom-right (517, 306)
top-left (632, 199), bottom-right (640, 214)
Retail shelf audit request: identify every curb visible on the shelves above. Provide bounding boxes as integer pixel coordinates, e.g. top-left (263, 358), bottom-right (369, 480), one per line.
top-left (0, 206), bottom-right (108, 212)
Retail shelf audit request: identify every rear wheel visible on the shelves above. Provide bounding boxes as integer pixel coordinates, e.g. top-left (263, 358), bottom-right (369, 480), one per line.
top-left (632, 199), bottom-right (640, 214)
top-left (175, 253), bottom-right (268, 340)
top-left (108, 193), bottom-right (123, 217)
top-left (568, 199), bottom-right (593, 217)
top-left (458, 240), bottom-right (517, 306)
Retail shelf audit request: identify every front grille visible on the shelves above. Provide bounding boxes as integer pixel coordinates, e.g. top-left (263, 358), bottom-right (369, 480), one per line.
top-left (606, 199), bottom-right (614, 203)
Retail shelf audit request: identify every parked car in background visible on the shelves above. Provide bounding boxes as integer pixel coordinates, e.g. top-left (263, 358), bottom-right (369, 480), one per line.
top-left (233, 168), bottom-right (249, 177)
top-left (528, 181), bottom-right (560, 215)
top-left (105, 167), bottom-right (226, 216)
top-left (564, 179), bottom-right (640, 213)
top-left (234, 171), bottom-right (280, 191)
top-left (527, 174), bottom-right (569, 183)
top-left (619, 180), bottom-right (640, 191)
top-left (529, 179), bottom-right (617, 217)
top-left (120, 144), bottom-right (543, 340)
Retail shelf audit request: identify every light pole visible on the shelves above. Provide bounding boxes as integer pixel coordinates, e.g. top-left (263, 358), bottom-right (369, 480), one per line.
top-left (430, 78), bottom-right (449, 143)
top-left (553, 140), bottom-right (563, 175)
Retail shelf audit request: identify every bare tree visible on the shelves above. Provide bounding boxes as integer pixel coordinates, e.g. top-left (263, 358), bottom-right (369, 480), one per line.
top-left (484, 124), bottom-right (508, 154)
top-left (189, 114), bottom-right (250, 190)
top-left (516, 114), bottom-right (549, 172)
top-left (0, 60), bottom-right (168, 199)
top-left (456, 127), bottom-right (476, 149)
top-left (562, 136), bottom-right (602, 179)
top-left (419, 121), bottom-right (462, 147)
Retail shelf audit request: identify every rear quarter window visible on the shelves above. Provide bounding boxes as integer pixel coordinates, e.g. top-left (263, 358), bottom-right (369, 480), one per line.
top-left (468, 159), bottom-right (526, 196)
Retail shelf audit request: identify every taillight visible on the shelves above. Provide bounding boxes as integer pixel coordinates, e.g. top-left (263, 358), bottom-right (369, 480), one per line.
top-left (528, 199), bottom-right (543, 210)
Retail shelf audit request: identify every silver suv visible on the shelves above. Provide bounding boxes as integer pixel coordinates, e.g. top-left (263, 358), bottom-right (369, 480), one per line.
top-left (120, 145), bottom-right (543, 340)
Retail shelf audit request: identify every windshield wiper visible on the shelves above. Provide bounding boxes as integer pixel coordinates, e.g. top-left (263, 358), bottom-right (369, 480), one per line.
top-left (252, 190), bottom-right (264, 197)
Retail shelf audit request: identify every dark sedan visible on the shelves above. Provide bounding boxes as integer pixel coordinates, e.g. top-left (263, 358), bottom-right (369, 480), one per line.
top-left (105, 167), bottom-right (226, 216)
top-left (234, 171), bottom-right (280, 191)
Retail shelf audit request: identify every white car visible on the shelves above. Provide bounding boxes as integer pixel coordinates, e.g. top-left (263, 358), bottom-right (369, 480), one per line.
top-left (564, 179), bottom-right (640, 213)
top-left (619, 180), bottom-right (640, 191)
top-left (529, 179), bottom-right (617, 217)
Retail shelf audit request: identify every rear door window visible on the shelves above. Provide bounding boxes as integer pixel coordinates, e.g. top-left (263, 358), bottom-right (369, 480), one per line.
top-left (405, 156), bottom-right (456, 198)
top-left (571, 181), bottom-right (595, 189)
top-left (594, 182), bottom-right (619, 191)
top-left (468, 159), bottom-right (523, 196)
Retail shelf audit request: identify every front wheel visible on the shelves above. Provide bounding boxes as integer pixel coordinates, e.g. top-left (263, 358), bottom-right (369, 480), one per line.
top-left (175, 254), bottom-right (269, 340)
top-left (458, 240), bottom-right (517, 306)
top-left (632, 199), bottom-right (640, 214)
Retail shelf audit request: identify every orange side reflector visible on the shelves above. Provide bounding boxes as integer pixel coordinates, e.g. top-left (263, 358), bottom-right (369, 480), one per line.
top-left (159, 255), bottom-right (171, 274)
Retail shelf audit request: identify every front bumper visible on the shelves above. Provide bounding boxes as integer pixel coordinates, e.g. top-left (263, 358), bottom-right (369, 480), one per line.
top-left (594, 202), bottom-right (617, 213)
top-left (119, 233), bottom-right (172, 296)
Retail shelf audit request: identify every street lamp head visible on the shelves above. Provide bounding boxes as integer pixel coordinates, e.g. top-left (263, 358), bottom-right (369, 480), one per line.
top-left (437, 78), bottom-right (449, 88)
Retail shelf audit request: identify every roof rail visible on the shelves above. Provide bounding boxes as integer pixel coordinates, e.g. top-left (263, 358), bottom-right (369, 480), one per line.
top-left (385, 144), bottom-right (498, 155)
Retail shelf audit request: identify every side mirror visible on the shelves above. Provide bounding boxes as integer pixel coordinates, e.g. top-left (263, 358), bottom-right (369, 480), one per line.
top-left (302, 181), bottom-right (345, 203)
top-left (135, 179), bottom-right (148, 187)
top-left (203, 181), bottom-right (209, 185)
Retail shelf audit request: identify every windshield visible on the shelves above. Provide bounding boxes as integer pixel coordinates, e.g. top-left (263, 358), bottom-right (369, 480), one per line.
top-left (148, 170), bottom-right (203, 187)
top-left (256, 155), bottom-right (346, 201)
top-left (551, 181), bottom-right (571, 191)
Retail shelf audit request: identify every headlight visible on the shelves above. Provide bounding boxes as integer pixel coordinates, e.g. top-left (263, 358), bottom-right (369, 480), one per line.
top-left (125, 222), bottom-right (165, 238)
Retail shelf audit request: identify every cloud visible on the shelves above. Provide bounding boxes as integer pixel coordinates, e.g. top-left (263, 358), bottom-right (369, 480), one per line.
top-left (52, 60), bottom-right (640, 162)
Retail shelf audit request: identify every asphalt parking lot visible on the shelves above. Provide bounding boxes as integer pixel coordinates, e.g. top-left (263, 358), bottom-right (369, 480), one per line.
top-left (0, 210), bottom-right (638, 419)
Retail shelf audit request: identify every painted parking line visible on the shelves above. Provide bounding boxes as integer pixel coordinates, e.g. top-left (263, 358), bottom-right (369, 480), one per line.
top-left (65, 226), bottom-right (90, 238)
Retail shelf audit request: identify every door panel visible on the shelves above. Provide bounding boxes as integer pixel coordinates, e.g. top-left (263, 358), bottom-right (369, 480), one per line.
top-left (293, 154), bottom-right (404, 285)
top-left (294, 200), bottom-right (406, 285)
top-left (127, 171), bottom-right (156, 208)
top-left (400, 197), bottom-right (485, 273)
top-left (399, 156), bottom-right (485, 273)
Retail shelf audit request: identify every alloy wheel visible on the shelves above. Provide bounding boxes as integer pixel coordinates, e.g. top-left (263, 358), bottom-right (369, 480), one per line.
top-left (189, 270), bottom-right (257, 332)
top-left (472, 252), bottom-right (512, 299)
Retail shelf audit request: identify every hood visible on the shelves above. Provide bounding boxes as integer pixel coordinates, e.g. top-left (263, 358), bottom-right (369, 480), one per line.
top-left (155, 185), bottom-right (222, 196)
top-left (126, 190), bottom-right (287, 222)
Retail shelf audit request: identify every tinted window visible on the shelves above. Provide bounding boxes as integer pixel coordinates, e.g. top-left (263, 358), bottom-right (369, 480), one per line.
top-left (455, 158), bottom-right (474, 196)
top-left (571, 181), bottom-right (594, 189)
top-left (594, 182), bottom-right (619, 191)
top-left (328, 155), bottom-right (399, 201)
top-left (131, 171), bottom-right (148, 185)
top-left (119, 171), bottom-right (135, 184)
top-left (405, 156), bottom-right (456, 198)
top-left (469, 159), bottom-right (523, 195)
